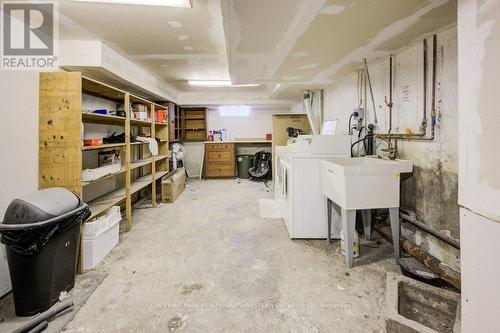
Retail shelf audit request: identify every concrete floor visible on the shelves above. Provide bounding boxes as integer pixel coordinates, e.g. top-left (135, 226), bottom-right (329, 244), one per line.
top-left (3, 179), bottom-right (401, 332)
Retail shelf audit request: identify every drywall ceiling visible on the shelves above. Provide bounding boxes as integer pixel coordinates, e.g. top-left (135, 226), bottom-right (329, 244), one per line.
top-left (58, 0), bottom-right (232, 92)
top-left (57, 0), bottom-right (457, 104)
top-left (224, 0), bottom-right (457, 100)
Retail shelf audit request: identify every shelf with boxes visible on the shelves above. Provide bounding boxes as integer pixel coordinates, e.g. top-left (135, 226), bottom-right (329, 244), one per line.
top-left (39, 72), bottom-right (172, 272)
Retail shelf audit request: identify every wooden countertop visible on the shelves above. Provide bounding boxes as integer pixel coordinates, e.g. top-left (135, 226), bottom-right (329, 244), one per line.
top-left (205, 140), bottom-right (272, 144)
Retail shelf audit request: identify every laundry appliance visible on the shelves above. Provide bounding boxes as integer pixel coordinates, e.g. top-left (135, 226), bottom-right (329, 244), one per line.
top-left (275, 135), bottom-right (350, 239)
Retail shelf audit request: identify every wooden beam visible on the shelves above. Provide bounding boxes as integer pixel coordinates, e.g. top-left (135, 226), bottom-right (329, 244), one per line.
top-left (374, 222), bottom-right (461, 290)
top-left (125, 93), bottom-right (132, 231)
top-left (151, 103), bottom-right (157, 208)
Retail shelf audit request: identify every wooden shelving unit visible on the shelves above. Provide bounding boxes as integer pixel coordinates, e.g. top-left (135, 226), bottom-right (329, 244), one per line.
top-left (182, 107), bottom-right (207, 141)
top-left (169, 103), bottom-right (184, 142)
top-left (39, 72), bottom-right (171, 272)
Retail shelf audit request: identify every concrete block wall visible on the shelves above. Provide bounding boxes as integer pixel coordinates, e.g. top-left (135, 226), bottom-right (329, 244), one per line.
top-left (323, 26), bottom-right (459, 271)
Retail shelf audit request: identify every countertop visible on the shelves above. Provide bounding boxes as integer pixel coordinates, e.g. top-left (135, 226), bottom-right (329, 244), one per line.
top-left (204, 140), bottom-right (272, 144)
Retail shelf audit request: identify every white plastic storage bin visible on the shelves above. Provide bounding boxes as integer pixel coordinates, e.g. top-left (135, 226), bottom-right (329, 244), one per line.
top-left (82, 206), bottom-right (121, 270)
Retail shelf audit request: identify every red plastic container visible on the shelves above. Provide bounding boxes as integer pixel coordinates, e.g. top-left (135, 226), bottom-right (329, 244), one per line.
top-left (83, 139), bottom-right (103, 146)
top-left (157, 110), bottom-right (167, 123)
top-left (266, 133), bottom-right (272, 141)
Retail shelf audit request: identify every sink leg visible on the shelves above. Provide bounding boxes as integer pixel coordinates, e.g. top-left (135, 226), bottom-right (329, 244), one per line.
top-left (327, 199), bottom-right (332, 243)
top-left (389, 207), bottom-right (400, 263)
top-left (341, 208), bottom-right (356, 268)
top-left (362, 209), bottom-right (372, 240)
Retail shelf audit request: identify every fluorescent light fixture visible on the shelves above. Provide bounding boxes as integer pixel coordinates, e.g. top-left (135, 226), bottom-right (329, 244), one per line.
top-left (188, 80), bottom-right (231, 87)
top-left (188, 80), bottom-right (260, 87)
top-left (71, 0), bottom-right (192, 7)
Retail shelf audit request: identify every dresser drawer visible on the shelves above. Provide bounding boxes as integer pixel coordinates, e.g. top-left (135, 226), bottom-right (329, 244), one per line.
top-left (206, 150), bottom-right (234, 162)
top-left (205, 162), bottom-right (235, 177)
top-left (205, 143), bottom-right (235, 151)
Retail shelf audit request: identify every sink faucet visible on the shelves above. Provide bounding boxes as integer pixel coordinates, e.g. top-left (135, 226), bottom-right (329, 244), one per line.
top-left (375, 135), bottom-right (398, 160)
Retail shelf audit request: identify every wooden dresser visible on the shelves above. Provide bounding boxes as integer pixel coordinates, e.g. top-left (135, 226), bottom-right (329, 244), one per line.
top-left (204, 142), bottom-right (236, 178)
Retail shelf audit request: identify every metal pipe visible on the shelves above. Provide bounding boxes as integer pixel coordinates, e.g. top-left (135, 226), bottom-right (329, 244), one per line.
top-left (388, 55), bottom-right (393, 136)
top-left (10, 302), bottom-right (74, 333)
top-left (363, 58), bottom-right (378, 124)
top-left (422, 38), bottom-right (428, 130)
top-left (400, 208), bottom-right (460, 249)
top-left (303, 90), bottom-right (319, 135)
top-left (375, 35), bottom-right (438, 143)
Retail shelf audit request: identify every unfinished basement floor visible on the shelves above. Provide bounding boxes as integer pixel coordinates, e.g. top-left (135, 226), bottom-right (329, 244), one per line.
top-left (1, 179), bottom-right (400, 332)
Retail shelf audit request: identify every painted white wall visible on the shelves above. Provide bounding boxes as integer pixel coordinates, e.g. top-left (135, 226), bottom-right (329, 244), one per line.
top-left (458, 0), bottom-right (500, 331)
top-left (0, 71), bottom-right (40, 296)
top-left (457, 0), bottom-right (500, 221)
top-left (290, 102), bottom-right (303, 114)
top-left (207, 107), bottom-right (289, 139)
top-left (323, 26), bottom-right (460, 270)
top-left (182, 107), bottom-right (292, 177)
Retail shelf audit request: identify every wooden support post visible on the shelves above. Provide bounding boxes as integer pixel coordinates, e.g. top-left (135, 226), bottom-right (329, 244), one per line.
top-left (125, 93), bottom-right (132, 231)
top-left (151, 103), bottom-right (157, 207)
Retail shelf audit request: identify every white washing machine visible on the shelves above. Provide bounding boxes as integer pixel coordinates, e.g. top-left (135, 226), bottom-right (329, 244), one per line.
top-left (275, 135), bottom-right (351, 239)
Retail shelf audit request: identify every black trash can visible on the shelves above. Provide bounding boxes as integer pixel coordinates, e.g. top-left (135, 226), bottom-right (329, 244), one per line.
top-left (0, 188), bottom-right (90, 316)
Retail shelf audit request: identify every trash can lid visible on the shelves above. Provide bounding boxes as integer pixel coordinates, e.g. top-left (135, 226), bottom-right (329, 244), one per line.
top-left (3, 188), bottom-right (81, 225)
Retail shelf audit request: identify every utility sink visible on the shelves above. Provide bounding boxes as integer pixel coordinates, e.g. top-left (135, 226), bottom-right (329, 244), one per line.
top-left (321, 157), bottom-right (413, 267)
top-left (321, 157), bottom-right (413, 210)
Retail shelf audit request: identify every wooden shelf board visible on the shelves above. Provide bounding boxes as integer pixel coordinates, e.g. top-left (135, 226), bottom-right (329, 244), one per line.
top-left (82, 169), bottom-right (125, 187)
top-left (129, 93), bottom-right (152, 105)
top-left (130, 119), bottom-right (153, 127)
top-left (154, 122), bottom-right (168, 126)
top-left (82, 76), bottom-right (126, 102)
top-left (82, 143), bottom-right (126, 151)
top-left (154, 154), bottom-right (168, 162)
top-left (155, 170), bottom-right (170, 180)
top-left (87, 188), bottom-right (127, 220)
top-left (131, 174), bottom-right (153, 194)
top-left (130, 157), bottom-right (152, 170)
top-left (131, 142), bottom-right (148, 146)
top-left (87, 173), bottom-right (153, 219)
top-left (82, 113), bottom-right (126, 125)
top-left (185, 117), bottom-right (206, 120)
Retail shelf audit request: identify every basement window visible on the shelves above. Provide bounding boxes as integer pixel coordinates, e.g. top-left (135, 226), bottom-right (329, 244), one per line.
top-left (218, 105), bottom-right (252, 117)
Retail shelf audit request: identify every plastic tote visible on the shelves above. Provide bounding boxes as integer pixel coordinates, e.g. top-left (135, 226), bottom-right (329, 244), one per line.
top-left (82, 206), bottom-right (121, 270)
top-left (0, 188), bottom-right (91, 316)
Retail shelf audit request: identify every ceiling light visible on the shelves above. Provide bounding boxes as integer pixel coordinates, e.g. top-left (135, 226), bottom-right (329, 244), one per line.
top-left (188, 80), bottom-right (260, 87)
top-left (71, 0), bottom-right (192, 8)
top-left (188, 80), bottom-right (231, 87)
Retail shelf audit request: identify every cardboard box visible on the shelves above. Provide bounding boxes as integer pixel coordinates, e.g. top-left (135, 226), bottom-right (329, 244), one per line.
top-left (161, 167), bottom-right (186, 203)
top-left (98, 149), bottom-right (121, 166)
top-left (132, 103), bottom-right (147, 112)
